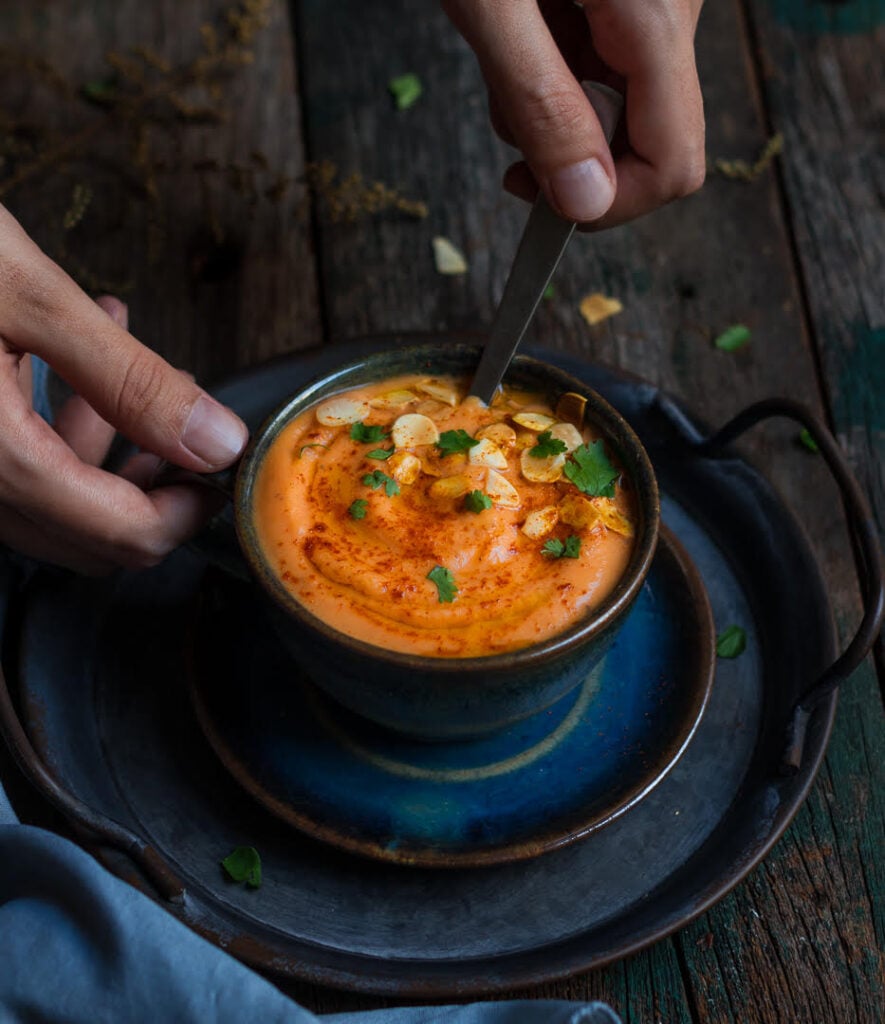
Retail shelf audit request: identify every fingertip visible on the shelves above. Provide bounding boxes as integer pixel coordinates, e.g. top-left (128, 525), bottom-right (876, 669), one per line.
top-left (546, 157), bottom-right (616, 223)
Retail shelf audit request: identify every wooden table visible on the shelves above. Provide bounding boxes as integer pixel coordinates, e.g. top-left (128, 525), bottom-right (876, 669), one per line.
top-left (1, 2), bottom-right (882, 1021)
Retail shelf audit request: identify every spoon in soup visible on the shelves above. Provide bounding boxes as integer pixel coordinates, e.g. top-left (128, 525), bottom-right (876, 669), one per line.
top-left (469, 81), bottom-right (623, 405)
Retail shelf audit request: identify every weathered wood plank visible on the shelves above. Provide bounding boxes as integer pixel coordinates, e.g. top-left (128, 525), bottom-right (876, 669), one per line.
top-left (0, 0), bottom-right (321, 381)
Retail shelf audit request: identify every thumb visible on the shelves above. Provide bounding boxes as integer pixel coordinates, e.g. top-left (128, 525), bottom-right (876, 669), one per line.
top-left (0, 209), bottom-right (247, 472)
top-left (446, 0), bottom-right (616, 222)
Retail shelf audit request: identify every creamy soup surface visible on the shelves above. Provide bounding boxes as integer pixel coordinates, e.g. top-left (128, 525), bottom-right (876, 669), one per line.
top-left (253, 374), bottom-right (636, 657)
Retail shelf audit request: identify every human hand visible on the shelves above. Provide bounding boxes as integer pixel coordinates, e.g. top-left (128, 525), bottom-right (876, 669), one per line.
top-left (0, 204), bottom-right (248, 573)
top-left (443, 0), bottom-right (706, 227)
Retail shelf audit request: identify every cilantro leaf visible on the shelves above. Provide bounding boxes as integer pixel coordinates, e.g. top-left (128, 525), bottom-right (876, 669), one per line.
top-left (716, 625), bottom-right (747, 659)
top-left (350, 421), bottom-right (389, 444)
top-left (437, 429), bottom-right (479, 456)
top-left (366, 447), bottom-right (395, 460)
top-left (362, 470), bottom-right (400, 497)
top-left (713, 324), bottom-right (751, 352)
top-left (798, 429), bottom-right (819, 453)
top-left (529, 430), bottom-right (568, 458)
top-left (563, 441), bottom-right (619, 497)
top-left (543, 283), bottom-right (556, 301)
top-left (542, 535), bottom-right (581, 559)
top-left (464, 490), bottom-right (492, 513)
top-left (221, 846), bottom-right (262, 889)
top-left (348, 499), bottom-right (368, 520)
top-left (427, 565), bottom-right (458, 603)
top-left (388, 72), bottom-right (422, 110)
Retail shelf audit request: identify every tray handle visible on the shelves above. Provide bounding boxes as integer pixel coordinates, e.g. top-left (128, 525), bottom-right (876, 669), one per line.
top-left (0, 658), bottom-right (185, 903)
top-left (696, 398), bottom-right (884, 772)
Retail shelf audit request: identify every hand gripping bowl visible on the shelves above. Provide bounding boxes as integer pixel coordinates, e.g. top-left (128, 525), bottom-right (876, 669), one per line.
top-left (194, 341), bottom-right (660, 740)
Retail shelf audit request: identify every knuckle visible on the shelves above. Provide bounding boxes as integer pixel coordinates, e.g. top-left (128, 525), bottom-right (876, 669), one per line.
top-left (114, 352), bottom-right (170, 427)
top-left (520, 86), bottom-right (589, 144)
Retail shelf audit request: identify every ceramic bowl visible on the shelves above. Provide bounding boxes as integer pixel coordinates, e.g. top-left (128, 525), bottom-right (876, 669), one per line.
top-left (232, 341), bottom-right (660, 740)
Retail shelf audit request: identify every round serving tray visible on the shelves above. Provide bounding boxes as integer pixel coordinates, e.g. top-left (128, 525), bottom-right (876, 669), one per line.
top-left (4, 336), bottom-right (877, 998)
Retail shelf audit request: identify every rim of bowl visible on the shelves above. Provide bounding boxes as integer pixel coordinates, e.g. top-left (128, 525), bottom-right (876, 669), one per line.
top-left (234, 342), bottom-right (660, 673)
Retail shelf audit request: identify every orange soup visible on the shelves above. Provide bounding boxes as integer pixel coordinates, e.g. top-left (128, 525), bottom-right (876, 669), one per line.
top-left (253, 375), bottom-right (636, 657)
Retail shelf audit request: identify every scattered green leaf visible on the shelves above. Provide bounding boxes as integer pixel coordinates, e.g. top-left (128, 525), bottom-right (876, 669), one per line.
top-left (464, 490), bottom-right (492, 513)
top-left (798, 429), bottom-right (819, 453)
top-left (388, 72), bottom-right (423, 111)
top-left (427, 565), bottom-right (458, 603)
top-left (529, 430), bottom-right (568, 458)
top-left (563, 441), bottom-right (619, 498)
top-left (543, 283), bottom-right (556, 301)
top-left (542, 535), bottom-right (582, 559)
top-left (298, 443), bottom-right (330, 458)
top-left (366, 447), bottom-right (395, 460)
top-left (362, 470), bottom-right (400, 497)
top-left (348, 499), bottom-right (368, 520)
top-left (221, 846), bottom-right (262, 889)
top-left (437, 429), bottom-right (479, 456)
top-left (350, 421), bottom-right (389, 444)
top-left (716, 625), bottom-right (747, 659)
top-left (713, 324), bottom-right (751, 352)
top-left (81, 78), bottom-right (117, 106)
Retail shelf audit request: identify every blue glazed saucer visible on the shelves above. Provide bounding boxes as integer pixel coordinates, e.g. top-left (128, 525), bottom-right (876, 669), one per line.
top-left (190, 523), bottom-right (714, 868)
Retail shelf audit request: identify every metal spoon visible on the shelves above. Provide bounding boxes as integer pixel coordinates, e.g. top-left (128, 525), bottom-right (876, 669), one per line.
top-left (469, 82), bottom-right (623, 404)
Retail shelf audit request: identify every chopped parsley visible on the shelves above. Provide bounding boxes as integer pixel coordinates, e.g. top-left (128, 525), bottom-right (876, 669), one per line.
top-left (542, 535), bottom-right (582, 559)
top-left (464, 490), bottom-right (492, 513)
top-left (543, 283), bottom-right (556, 300)
top-left (388, 72), bottom-right (423, 111)
top-left (348, 499), bottom-right (368, 520)
top-left (563, 441), bottom-right (619, 498)
top-left (716, 625), bottom-right (747, 659)
top-left (366, 447), bottom-right (395, 460)
top-left (529, 430), bottom-right (568, 458)
top-left (798, 429), bottom-right (819, 453)
top-left (221, 846), bottom-right (262, 889)
top-left (362, 470), bottom-right (400, 497)
top-left (427, 565), bottom-right (458, 603)
top-left (713, 324), bottom-right (751, 352)
top-left (350, 421), bottom-right (389, 444)
top-left (437, 429), bottom-right (479, 456)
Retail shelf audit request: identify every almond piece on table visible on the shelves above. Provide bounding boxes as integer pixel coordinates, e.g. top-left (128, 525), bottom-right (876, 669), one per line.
top-left (315, 397), bottom-right (371, 426)
top-left (391, 413), bottom-right (441, 448)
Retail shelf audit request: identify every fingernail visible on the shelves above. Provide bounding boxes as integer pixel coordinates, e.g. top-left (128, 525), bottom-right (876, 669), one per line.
top-left (548, 158), bottom-right (615, 222)
top-left (182, 396), bottom-right (248, 468)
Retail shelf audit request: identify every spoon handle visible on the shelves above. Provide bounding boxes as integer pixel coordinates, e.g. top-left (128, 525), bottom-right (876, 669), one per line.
top-left (469, 82), bottom-right (623, 405)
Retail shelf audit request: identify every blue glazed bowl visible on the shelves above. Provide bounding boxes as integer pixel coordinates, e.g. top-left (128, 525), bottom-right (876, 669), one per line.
top-left (234, 342), bottom-right (660, 740)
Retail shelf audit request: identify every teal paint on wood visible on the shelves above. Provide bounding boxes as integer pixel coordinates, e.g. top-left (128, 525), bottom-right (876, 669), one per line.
top-left (768, 0), bottom-right (885, 33)
top-left (835, 325), bottom-right (885, 431)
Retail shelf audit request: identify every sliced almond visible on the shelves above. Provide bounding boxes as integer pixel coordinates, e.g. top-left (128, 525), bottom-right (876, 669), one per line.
top-left (594, 498), bottom-right (635, 538)
top-left (476, 423), bottom-right (517, 449)
top-left (429, 475), bottom-right (471, 500)
top-left (555, 392), bottom-right (587, 430)
top-left (416, 380), bottom-right (458, 406)
top-left (512, 411), bottom-right (555, 432)
top-left (559, 494), bottom-right (602, 531)
top-left (391, 413), bottom-right (440, 448)
top-left (514, 430), bottom-right (538, 451)
top-left (369, 389), bottom-right (417, 410)
top-left (421, 450), bottom-right (465, 477)
top-left (468, 437), bottom-right (509, 469)
top-left (315, 396), bottom-right (371, 426)
top-left (460, 395), bottom-right (487, 415)
top-left (520, 448), bottom-right (566, 483)
top-left (388, 451), bottom-right (421, 485)
top-left (549, 422), bottom-right (584, 453)
top-left (485, 469), bottom-right (520, 509)
top-left (521, 506), bottom-right (559, 539)
top-left (415, 399), bottom-right (449, 419)
top-left (579, 292), bottom-right (623, 326)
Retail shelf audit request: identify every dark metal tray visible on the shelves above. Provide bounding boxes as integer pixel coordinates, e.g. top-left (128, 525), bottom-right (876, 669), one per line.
top-left (1, 338), bottom-right (880, 998)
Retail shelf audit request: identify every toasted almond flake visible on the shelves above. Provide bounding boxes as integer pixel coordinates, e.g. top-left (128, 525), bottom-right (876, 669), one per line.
top-left (476, 423), bottom-right (517, 449)
top-left (432, 236), bottom-right (468, 275)
top-left (391, 413), bottom-right (440, 448)
top-left (559, 494), bottom-right (603, 531)
top-left (514, 430), bottom-right (538, 451)
top-left (369, 389), bottom-right (417, 410)
top-left (579, 292), bottom-right (623, 326)
top-left (550, 422), bottom-right (584, 453)
top-left (594, 497), bottom-right (635, 538)
top-left (485, 469), bottom-right (520, 508)
top-left (315, 396), bottom-right (371, 426)
top-left (512, 411), bottom-right (555, 432)
top-left (521, 506), bottom-right (559, 539)
top-left (420, 450), bottom-right (465, 477)
top-left (555, 392), bottom-right (587, 430)
top-left (468, 437), bottom-right (508, 469)
top-left (416, 380), bottom-right (459, 406)
top-left (520, 448), bottom-right (565, 483)
top-left (414, 399), bottom-right (449, 418)
top-left (388, 451), bottom-right (422, 485)
top-left (429, 475), bottom-right (471, 500)
top-left (460, 395), bottom-right (487, 414)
